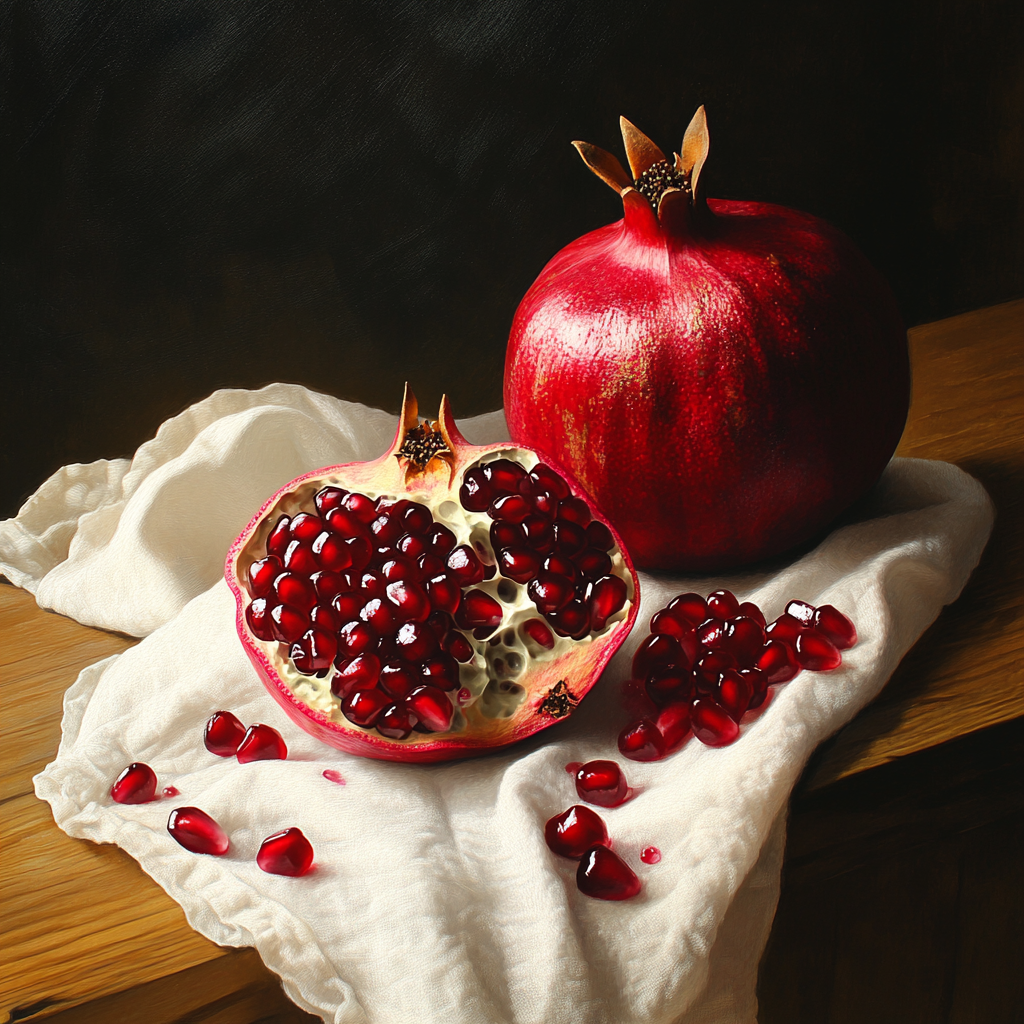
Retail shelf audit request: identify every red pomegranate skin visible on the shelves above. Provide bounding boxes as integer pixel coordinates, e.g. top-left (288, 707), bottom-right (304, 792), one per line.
top-left (505, 135), bottom-right (909, 571)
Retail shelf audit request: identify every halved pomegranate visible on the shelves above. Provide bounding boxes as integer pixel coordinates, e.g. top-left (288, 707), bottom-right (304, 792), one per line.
top-left (226, 387), bottom-right (639, 762)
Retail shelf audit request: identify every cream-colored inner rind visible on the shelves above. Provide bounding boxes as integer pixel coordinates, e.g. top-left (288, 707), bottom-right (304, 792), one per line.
top-left (248, 450), bottom-right (634, 738)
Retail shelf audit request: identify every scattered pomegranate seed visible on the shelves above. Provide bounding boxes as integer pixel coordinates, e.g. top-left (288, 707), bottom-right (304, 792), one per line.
top-left (545, 805), bottom-right (610, 858)
top-left (691, 699), bottom-right (740, 747)
top-left (814, 604), bottom-right (858, 649)
top-left (236, 724), bottom-right (288, 763)
top-left (707, 589), bottom-right (740, 619)
top-left (640, 846), bottom-right (662, 865)
top-left (618, 718), bottom-right (667, 762)
top-left (577, 845), bottom-right (641, 900)
top-left (655, 702), bottom-right (691, 753)
top-left (204, 711), bottom-right (247, 757)
top-left (257, 827), bottom-right (315, 876)
top-left (167, 806), bottom-right (229, 855)
top-left (405, 685), bottom-right (454, 732)
top-left (795, 629), bottom-right (842, 671)
top-left (574, 760), bottom-right (629, 807)
top-left (111, 763), bottom-right (157, 804)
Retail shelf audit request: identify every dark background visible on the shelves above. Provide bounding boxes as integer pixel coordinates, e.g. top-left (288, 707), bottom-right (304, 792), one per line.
top-left (2, 0), bottom-right (1022, 518)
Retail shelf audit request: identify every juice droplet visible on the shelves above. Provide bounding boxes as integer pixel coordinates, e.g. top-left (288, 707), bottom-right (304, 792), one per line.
top-left (565, 761), bottom-right (582, 775)
top-left (322, 769), bottom-right (346, 785)
top-left (162, 786), bottom-right (180, 797)
top-left (640, 846), bottom-right (661, 865)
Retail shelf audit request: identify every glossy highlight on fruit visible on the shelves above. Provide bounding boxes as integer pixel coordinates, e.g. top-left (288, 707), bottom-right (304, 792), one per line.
top-left (257, 827), bottom-right (315, 876)
top-left (111, 762), bottom-right (157, 804)
top-left (226, 387), bottom-right (639, 762)
top-left (574, 759), bottom-right (630, 808)
top-left (505, 107), bottom-right (909, 571)
top-left (577, 845), bottom-right (641, 901)
top-left (236, 724), bottom-right (288, 763)
top-left (167, 806), bottom-right (230, 855)
top-left (204, 711), bottom-right (247, 757)
top-left (545, 805), bottom-right (610, 859)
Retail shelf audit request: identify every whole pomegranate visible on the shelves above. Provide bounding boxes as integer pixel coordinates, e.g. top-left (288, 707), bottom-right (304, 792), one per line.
top-left (226, 387), bottom-right (638, 762)
top-left (504, 108), bottom-right (910, 571)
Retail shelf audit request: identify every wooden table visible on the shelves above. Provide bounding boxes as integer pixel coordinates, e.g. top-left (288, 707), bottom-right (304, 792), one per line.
top-left (2, 300), bottom-right (1022, 1024)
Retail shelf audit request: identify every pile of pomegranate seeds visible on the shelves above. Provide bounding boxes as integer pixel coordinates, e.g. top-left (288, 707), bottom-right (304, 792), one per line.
top-left (619, 591), bottom-right (857, 759)
top-left (546, 759), bottom-right (646, 900)
top-left (243, 460), bottom-right (630, 743)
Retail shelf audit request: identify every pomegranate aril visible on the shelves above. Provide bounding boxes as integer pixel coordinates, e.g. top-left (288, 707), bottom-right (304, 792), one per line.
top-left (529, 463), bottom-right (570, 499)
top-left (290, 628), bottom-right (338, 674)
top-left (385, 580), bottom-right (431, 622)
top-left (377, 658), bottom-right (416, 698)
top-left (460, 467), bottom-right (494, 512)
top-left (490, 520), bottom-right (525, 550)
top-left (786, 599), bottom-right (816, 626)
top-left (111, 762), bottom-right (158, 804)
top-left (274, 572), bottom-right (317, 612)
top-left (283, 539), bottom-right (318, 575)
top-left (552, 519), bottom-right (586, 556)
top-left (396, 533), bottom-right (428, 561)
top-left (632, 633), bottom-right (684, 679)
top-left (650, 609), bottom-right (688, 639)
top-left (724, 617), bottom-right (767, 665)
top-left (498, 546), bottom-right (541, 584)
top-left (589, 574), bottom-right (627, 631)
top-left (549, 599), bottom-right (591, 639)
top-left (575, 547), bottom-right (612, 580)
top-left (257, 827), bottom-right (315, 876)
top-left (311, 569), bottom-right (347, 603)
top-left (645, 666), bottom-right (692, 706)
top-left (766, 613), bottom-right (803, 645)
top-left (237, 724), bottom-right (288, 763)
top-left (341, 492), bottom-right (377, 523)
top-left (167, 806), bottom-right (229, 856)
top-left (577, 845), bottom-right (641, 900)
top-left (741, 668), bottom-right (770, 708)
top-left (814, 605), bottom-right (857, 649)
top-left (246, 598), bottom-right (276, 640)
top-left (337, 619), bottom-right (377, 656)
top-left (426, 523), bottom-right (457, 557)
top-left (312, 530), bottom-right (353, 571)
top-left (532, 489), bottom-right (559, 517)
top-left (248, 555), bottom-right (282, 597)
top-left (542, 553), bottom-right (577, 581)
top-left (422, 573), bottom-right (458, 615)
top-left (667, 593), bottom-right (709, 628)
top-left (545, 805), bottom-right (610, 859)
top-left (325, 507), bottom-right (368, 540)
top-left (795, 629), bottom-right (842, 671)
top-left (289, 512), bottom-right (324, 543)
top-left (331, 591), bottom-right (362, 623)
top-left (447, 545), bottom-right (486, 585)
top-left (342, 688), bottom-right (389, 728)
top-left (394, 620), bottom-right (438, 661)
top-left (696, 618), bottom-right (728, 649)
top-left (697, 649), bottom-right (737, 675)
top-left (456, 589), bottom-right (503, 631)
top-left (399, 502), bottom-right (433, 535)
top-left (523, 514), bottom-right (555, 552)
top-left (756, 640), bottom-right (800, 684)
top-left (707, 589), bottom-right (741, 619)
top-left (483, 458), bottom-right (527, 495)
top-left (691, 698), bottom-right (740, 747)
top-left (420, 653), bottom-right (461, 691)
top-left (377, 703), bottom-right (418, 739)
top-left (717, 669), bottom-right (753, 720)
top-left (270, 603), bottom-right (310, 644)
top-left (574, 759), bottom-right (629, 807)
top-left (737, 601), bottom-right (767, 628)
top-left (315, 485), bottom-right (348, 515)
top-left (520, 618), bottom-right (555, 649)
top-left (359, 571), bottom-right (387, 599)
top-left (204, 711), bottom-right (247, 756)
top-left (405, 685), bottom-right (454, 732)
top-left (656, 702), bottom-right (691, 753)
top-left (618, 718), bottom-right (667, 761)
top-left (490, 492), bottom-right (532, 523)
top-left (344, 535), bottom-right (373, 572)
top-left (585, 519), bottom-right (614, 551)
top-left (418, 552), bottom-right (448, 579)
top-left (527, 571), bottom-right (575, 614)
top-left (557, 496), bottom-right (592, 526)
top-left (267, 515), bottom-right (291, 558)
top-left (444, 631), bottom-right (475, 663)
top-left (310, 603), bottom-right (342, 632)
top-left (370, 514), bottom-right (404, 546)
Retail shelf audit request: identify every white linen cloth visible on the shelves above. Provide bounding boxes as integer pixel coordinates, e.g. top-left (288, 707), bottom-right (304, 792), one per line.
top-left (1, 384), bottom-right (994, 1024)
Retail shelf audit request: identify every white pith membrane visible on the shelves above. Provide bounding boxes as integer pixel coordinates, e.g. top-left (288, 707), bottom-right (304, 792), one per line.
top-left (239, 449), bottom-right (634, 744)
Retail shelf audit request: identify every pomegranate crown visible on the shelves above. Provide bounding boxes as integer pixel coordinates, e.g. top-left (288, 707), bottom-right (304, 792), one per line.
top-left (573, 105), bottom-right (710, 227)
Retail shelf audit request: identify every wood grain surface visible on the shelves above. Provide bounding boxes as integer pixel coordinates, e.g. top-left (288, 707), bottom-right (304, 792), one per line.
top-left (1, 299), bottom-right (1021, 1023)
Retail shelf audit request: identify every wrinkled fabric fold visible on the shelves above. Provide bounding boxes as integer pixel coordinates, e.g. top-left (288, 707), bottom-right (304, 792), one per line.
top-left (1, 385), bottom-right (993, 1024)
